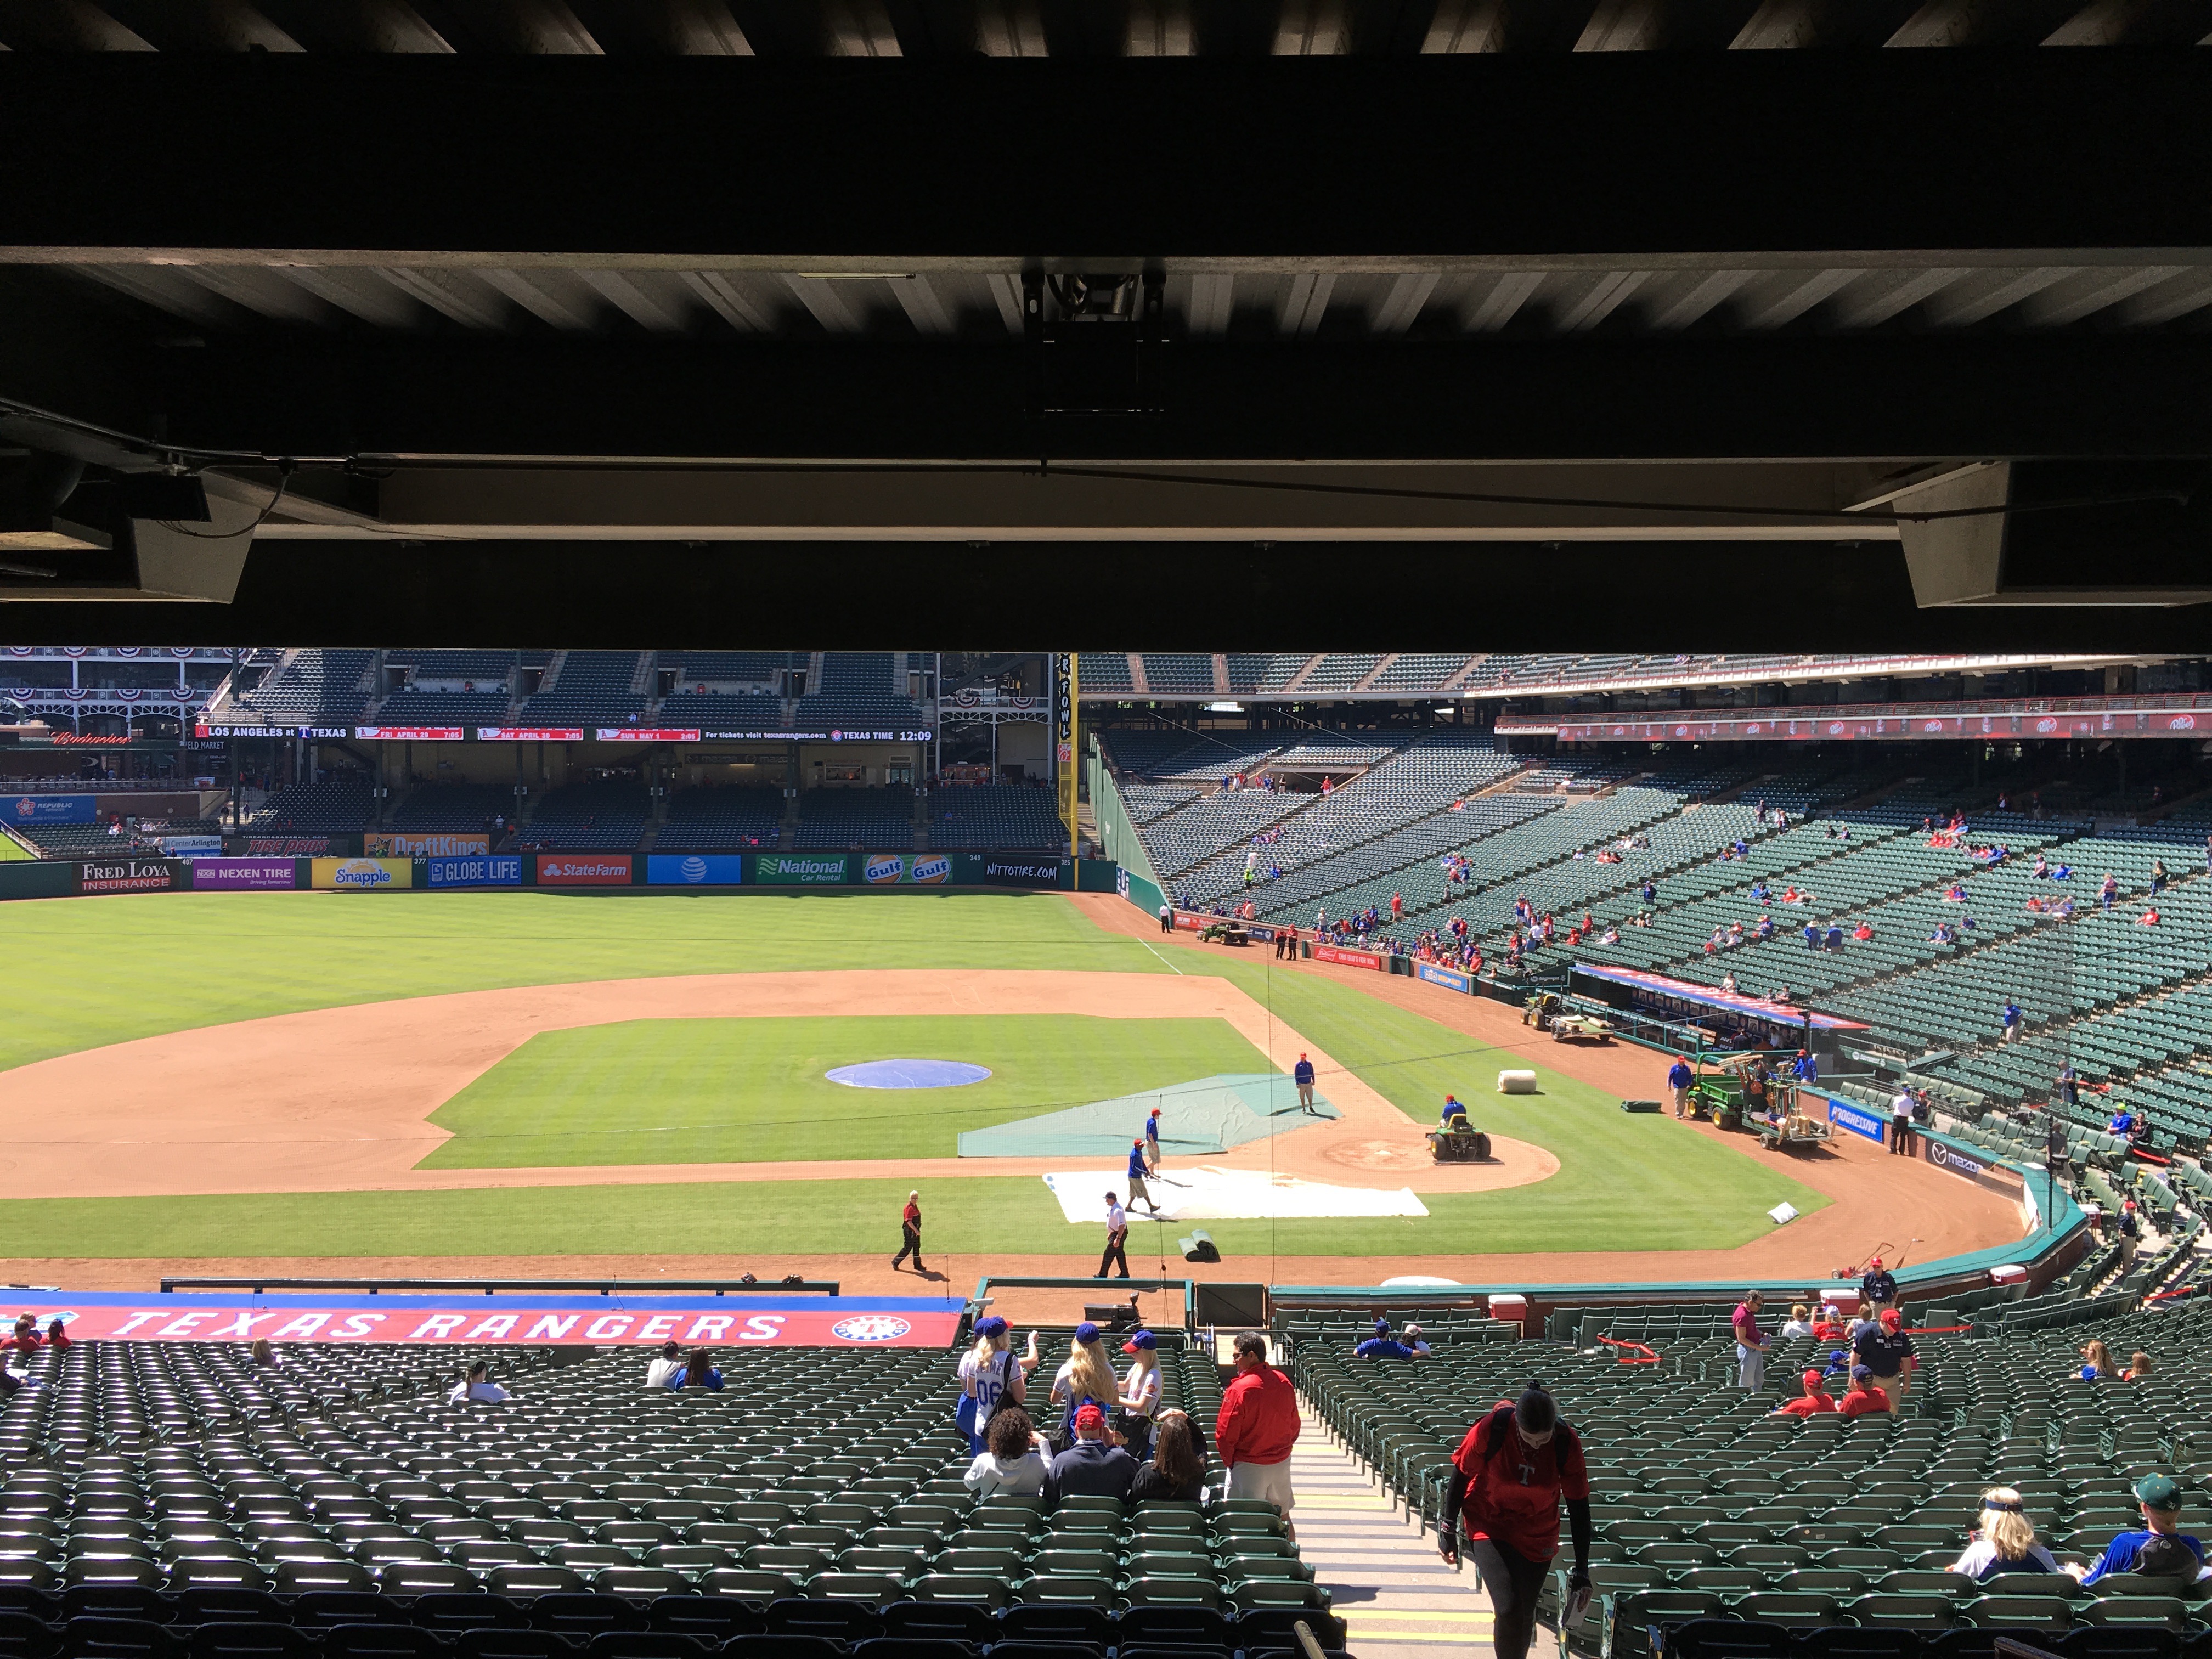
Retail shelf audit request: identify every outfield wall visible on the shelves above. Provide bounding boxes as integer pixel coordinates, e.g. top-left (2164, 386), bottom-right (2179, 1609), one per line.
top-left (0, 852), bottom-right (1123, 899)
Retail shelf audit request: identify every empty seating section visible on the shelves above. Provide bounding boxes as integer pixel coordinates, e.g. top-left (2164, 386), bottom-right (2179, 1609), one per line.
top-left (239, 653), bottom-right (376, 723)
top-left (1139, 656), bottom-right (1215, 695)
top-left (794, 656), bottom-right (923, 735)
top-left (385, 652), bottom-right (517, 683)
top-left (524, 783), bottom-right (650, 850)
top-left (1121, 786), bottom-right (1203, 825)
top-left (1294, 656), bottom-right (1381, 695)
top-left (1220, 656), bottom-right (1310, 695)
top-left (390, 786), bottom-right (510, 832)
top-left (374, 690), bottom-right (515, 726)
top-left (926, 787), bottom-right (1063, 850)
top-left (657, 788), bottom-right (782, 850)
top-left (249, 785), bottom-right (375, 834)
top-left (1077, 653), bottom-right (1134, 692)
top-left (1231, 794), bottom-right (1559, 917)
top-left (667, 653), bottom-right (784, 684)
top-left (794, 789), bottom-right (915, 850)
top-left (1269, 744), bottom-right (1391, 770)
top-left (519, 656), bottom-right (646, 726)
top-left (0, 1338), bottom-right (1329, 1637)
top-left (1370, 654), bottom-right (1475, 691)
top-left (1295, 1303), bottom-right (2212, 1652)
top-left (1139, 792), bottom-right (1304, 884)
top-left (657, 693), bottom-right (781, 730)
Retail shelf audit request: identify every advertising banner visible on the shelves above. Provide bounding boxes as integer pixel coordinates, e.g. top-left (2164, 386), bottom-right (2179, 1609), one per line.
top-left (0, 1289), bottom-right (961, 1347)
top-left (191, 858), bottom-right (298, 891)
top-left (158, 836), bottom-right (224, 856)
top-left (1313, 943), bottom-right (1386, 971)
top-left (239, 834), bottom-right (356, 857)
top-left (647, 854), bottom-right (746, 886)
top-left (537, 854), bottom-right (634, 886)
top-left (368, 833), bottom-right (490, 858)
top-left (595, 729), bottom-right (700, 743)
top-left (980, 857), bottom-right (1066, 889)
top-left (353, 726), bottom-right (464, 741)
top-left (476, 727), bottom-right (583, 742)
top-left (1923, 1133), bottom-right (2027, 1195)
top-left (309, 856), bottom-right (414, 891)
top-left (74, 857), bottom-right (183, 895)
top-left (1416, 962), bottom-right (1472, 994)
top-left (858, 854), bottom-right (955, 886)
top-left (752, 853), bottom-right (850, 886)
top-left (4, 795), bottom-right (94, 825)
top-left (427, 855), bottom-right (523, 889)
top-left (1824, 1096), bottom-right (1888, 1143)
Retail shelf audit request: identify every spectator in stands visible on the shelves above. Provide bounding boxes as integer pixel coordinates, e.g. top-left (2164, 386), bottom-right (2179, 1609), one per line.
top-left (644, 1340), bottom-right (682, 1390)
top-left (1855, 1309), bottom-right (1915, 1413)
top-left (956, 1316), bottom-right (1037, 1453)
top-left (1802, 921), bottom-right (1820, 950)
top-left (1719, 972), bottom-right (1737, 994)
top-left (1732, 1290), bottom-right (1769, 1390)
top-left (1811, 1304), bottom-right (1848, 1342)
top-left (963, 1404), bottom-right (1048, 1498)
top-left (1770, 1370), bottom-right (1836, 1417)
top-left (1130, 1407), bottom-right (1210, 1503)
top-left (2125, 1351), bottom-right (2155, 1381)
top-left (2140, 905), bottom-right (2162, 927)
top-left (1044, 1402), bottom-right (1138, 1502)
top-left (670, 1348), bottom-right (723, 1390)
top-left (1950, 1487), bottom-right (2059, 1581)
top-left (1217, 1331), bottom-right (1300, 1536)
top-left (1049, 1322), bottom-right (1122, 1447)
top-left (41, 1319), bottom-right (66, 1354)
top-left (1780, 1304), bottom-right (1815, 1339)
top-left (1438, 1384), bottom-right (1593, 1659)
top-left (249, 1339), bottom-right (280, 1369)
top-left (2001, 999), bottom-right (2022, 1042)
top-left (891, 1189), bottom-right (925, 1273)
top-left (1852, 921), bottom-right (1873, 942)
top-left (2152, 857), bottom-right (2169, 895)
top-left (2076, 1339), bottom-right (2117, 1381)
top-left (1355, 1319), bottom-right (1426, 1361)
top-left (448, 1362), bottom-right (512, 1404)
top-left (2057, 1063), bottom-right (2080, 1108)
top-left (2070, 1475), bottom-right (2204, 1585)
top-left (2109, 1105), bottom-right (2137, 1137)
top-left (1838, 1365), bottom-right (1889, 1418)
top-left (1116, 1329), bottom-right (1163, 1458)
top-left (1667, 1057), bottom-right (1693, 1118)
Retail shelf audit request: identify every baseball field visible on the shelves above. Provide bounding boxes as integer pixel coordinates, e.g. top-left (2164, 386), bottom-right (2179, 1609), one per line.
top-left (0, 887), bottom-right (2024, 1288)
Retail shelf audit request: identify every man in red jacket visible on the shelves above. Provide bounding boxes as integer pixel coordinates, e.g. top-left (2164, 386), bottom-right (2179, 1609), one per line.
top-left (1440, 1385), bottom-right (1593, 1659)
top-left (1216, 1331), bottom-right (1300, 1537)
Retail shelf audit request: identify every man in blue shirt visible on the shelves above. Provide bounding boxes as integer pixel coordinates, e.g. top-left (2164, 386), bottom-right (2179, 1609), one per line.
top-left (2072, 1475), bottom-right (2204, 1585)
top-left (1353, 1319), bottom-right (1424, 1361)
top-left (1143, 1108), bottom-right (1163, 1172)
top-left (2001, 1000), bottom-right (2022, 1043)
top-left (1667, 1058), bottom-right (1693, 1118)
top-left (1294, 1053), bottom-right (1317, 1113)
top-left (1859, 1257), bottom-right (1898, 1310)
top-left (1441, 1095), bottom-right (1469, 1130)
top-left (1125, 1140), bottom-right (1157, 1213)
top-left (1791, 1049), bottom-right (1818, 1083)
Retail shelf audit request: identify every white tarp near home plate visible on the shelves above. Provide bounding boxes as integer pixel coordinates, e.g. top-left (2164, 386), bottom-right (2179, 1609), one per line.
top-left (1043, 1166), bottom-right (1428, 1223)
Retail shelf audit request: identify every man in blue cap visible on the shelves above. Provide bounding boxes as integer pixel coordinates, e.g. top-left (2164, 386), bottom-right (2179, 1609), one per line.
top-left (1353, 1319), bottom-right (1424, 1361)
top-left (2070, 1475), bottom-right (2204, 1585)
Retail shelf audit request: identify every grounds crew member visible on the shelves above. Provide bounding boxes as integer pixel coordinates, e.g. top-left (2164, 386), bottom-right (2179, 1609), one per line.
top-left (1439, 1384), bottom-right (1593, 1659)
top-left (1667, 1056), bottom-right (1693, 1118)
top-left (1143, 1107), bottom-right (1163, 1172)
top-left (891, 1190), bottom-right (924, 1273)
top-left (1294, 1053), bottom-right (1317, 1113)
top-left (1125, 1139), bottom-right (1156, 1212)
top-left (1097, 1193), bottom-right (1131, 1279)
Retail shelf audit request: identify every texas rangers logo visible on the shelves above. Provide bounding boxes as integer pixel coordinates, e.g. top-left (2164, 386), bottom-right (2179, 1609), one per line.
top-left (831, 1315), bottom-right (912, 1343)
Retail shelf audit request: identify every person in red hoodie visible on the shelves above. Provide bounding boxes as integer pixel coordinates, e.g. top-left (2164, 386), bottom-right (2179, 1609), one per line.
top-left (1216, 1332), bottom-right (1300, 1537)
top-left (1439, 1385), bottom-right (1592, 1659)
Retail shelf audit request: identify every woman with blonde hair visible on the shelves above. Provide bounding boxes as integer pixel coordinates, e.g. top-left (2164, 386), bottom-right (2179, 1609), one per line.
top-left (955, 1315), bottom-right (1039, 1454)
top-left (1949, 1487), bottom-right (2058, 1581)
top-left (2078, 1339), bottom-right (2115, 1380)
top-left (1048, 1321), bottom-right (1122, 1449)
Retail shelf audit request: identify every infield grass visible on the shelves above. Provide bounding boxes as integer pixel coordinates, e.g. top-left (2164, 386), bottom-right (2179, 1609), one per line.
top-left (420, 1013), bottom-right (1273, 1166)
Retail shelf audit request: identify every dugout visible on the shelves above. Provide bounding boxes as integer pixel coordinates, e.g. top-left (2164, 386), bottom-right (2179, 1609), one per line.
top-left (1566, 963), bottom-right (1870, 1068)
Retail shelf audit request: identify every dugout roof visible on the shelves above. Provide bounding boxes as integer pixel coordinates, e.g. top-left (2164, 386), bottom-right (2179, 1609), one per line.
top-left (2, 2), bottom-right (2211, 641)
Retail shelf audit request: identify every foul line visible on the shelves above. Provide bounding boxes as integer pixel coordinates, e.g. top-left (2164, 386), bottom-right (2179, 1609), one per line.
top-left (1137, 936), bottom-right (1186, 975)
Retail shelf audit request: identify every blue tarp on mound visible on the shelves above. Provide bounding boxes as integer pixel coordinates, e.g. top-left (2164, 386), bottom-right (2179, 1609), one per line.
top-left (957, 1072), bottom-right (1338, 1159)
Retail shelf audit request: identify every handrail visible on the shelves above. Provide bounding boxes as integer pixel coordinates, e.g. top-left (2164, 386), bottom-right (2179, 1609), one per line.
top-left (1598, 1338), bottom-right (1660, 1364)
top-left (156, 1276), bottom-right (842, 1296)
top-left (968, 1273), bottom-right (1198, 1331)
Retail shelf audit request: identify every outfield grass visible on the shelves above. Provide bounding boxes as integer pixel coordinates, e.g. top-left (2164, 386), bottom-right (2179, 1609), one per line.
top-left (0, 893), bottom-right (1827, 1259)
top-left (420, 1013), bottom-right (1272, 1166)
top-left (0, 889), bottom-right (1165, 1074)
top-left (0, 834), bottom-right (31, 862)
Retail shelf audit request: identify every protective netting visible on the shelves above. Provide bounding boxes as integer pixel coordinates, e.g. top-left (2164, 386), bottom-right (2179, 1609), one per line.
top-left (955, 1071), bottom-right (1338, 1159)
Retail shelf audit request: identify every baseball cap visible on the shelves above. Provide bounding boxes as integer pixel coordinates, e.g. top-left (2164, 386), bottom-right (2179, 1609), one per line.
top-left (1851, 1364), bottom-right (1872, 1382)
top-left (1868, 1257), bottom-right (1883, 1269)
top-left (1802, 1369), bottom-right (1824, 1388)
top-left (1879, 1308), bottom-right (1903, 1330)
top-left (1074, 1403), bottom-right (1107, 1432)
top-left (661, 1340), bottom-right (680, 1355)
top-left (975, 1316), bottom-right (1008, 1338)
top-left (1122, 1330), bottom-right (1157, 1353)
top-left (1074, 1322), bottom-right (1100, 1345)
top-left (1404, 1323), bottom-right (1423, 1338)
top-left (2136, 1473), bottom-right (2183, 1510)
top-left (1374, 1319), bottom-right (1392, 1335)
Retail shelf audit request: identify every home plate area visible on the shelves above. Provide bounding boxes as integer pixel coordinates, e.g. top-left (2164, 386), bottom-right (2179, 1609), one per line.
top-left (1042, 1166), bottom-right (1427, 1222)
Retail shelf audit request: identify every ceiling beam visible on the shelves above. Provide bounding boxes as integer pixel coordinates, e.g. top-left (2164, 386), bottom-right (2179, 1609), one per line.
top-left (6, 54), bottom-right (2212, 260)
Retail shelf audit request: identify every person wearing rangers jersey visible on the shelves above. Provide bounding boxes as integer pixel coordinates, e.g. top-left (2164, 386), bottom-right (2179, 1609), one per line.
top-left (1439, 1385), bottom-right (1593, 1659)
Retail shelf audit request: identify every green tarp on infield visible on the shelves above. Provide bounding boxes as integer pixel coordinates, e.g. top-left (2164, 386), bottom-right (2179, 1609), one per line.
top-left (956, 1071), bottom-right (1336, 1159)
